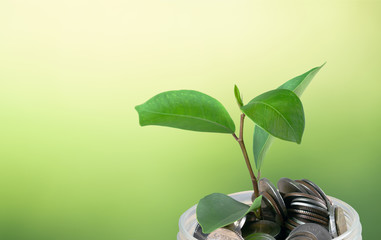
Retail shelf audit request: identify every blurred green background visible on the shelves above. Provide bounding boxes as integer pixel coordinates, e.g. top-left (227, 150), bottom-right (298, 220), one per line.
top-left (0, 1), bottom-right (380, 239)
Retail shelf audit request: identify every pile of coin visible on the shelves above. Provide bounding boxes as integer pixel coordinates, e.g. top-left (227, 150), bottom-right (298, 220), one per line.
top-left (193, 178), bottom-right (347, 240)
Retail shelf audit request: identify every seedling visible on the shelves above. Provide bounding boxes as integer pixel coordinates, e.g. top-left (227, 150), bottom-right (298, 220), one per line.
top-left (135, 64), bottom-right (324, 234)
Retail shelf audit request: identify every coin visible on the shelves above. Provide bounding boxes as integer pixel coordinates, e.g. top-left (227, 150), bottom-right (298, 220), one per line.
top-left (328, 205), bottom-right (338, 238)
top-left (259, 178), bottom-right (287, 218)
top-left (295, 180), bottom-right (323, 200)
top-left (289, 216), bottom-right (311, 226)
top-left (288, 209), bottom-right (329, 222)
top-left (225, 216), bottom-right (246, 235)
top-left (293, 205), bottom-right (329, 218)
top-left (261, 191), bottom-right (284, 224)
top-left (287, 218), bottom-right (301, 228)
top-left (335, 206), bottom-right (347, 236)
top-left (284, 192), bottom-right (327, 207)
top-left (194, 224), bottom-right (209, 240)
top-left (286, 231), bottom-right (318, 240)
top-left (288, 223), bottom-right (332, 240)
top-left (245, 232), bottom-right (276, 240)
top-left (290, 202), bottom-right (329, 217)
top-left (241, 220), bottom-right (280, 238)
top-left (301, 179), bottom-right (332, 207)
top-left (285, 220), bottom-right (297, 232)
top-left (291, 197), bottom-right (328, 210)
top-left (288, 236), bottom-right (317, 240)
top-left (278, 178), bottom-right (308, 196)
top-left (292, 213), bottom-right (329, 226)
top-left (206, 228), bottom-right (244, 240)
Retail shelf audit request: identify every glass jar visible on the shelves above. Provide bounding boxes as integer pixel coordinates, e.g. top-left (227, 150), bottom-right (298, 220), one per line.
top-left (177, 191), bottom-right (362, 240)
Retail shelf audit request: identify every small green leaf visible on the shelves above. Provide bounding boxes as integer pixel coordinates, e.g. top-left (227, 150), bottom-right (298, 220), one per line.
top-left (234, 85), bottom-right (243, 107)
top-left (242, 89), bottom-right (305, 143)
top-left (196, 193), bottom-right (262, 234)
top-left (135, 90), bottom-right (235, 133)
top-left (249, 194), bottom-right (262, 212)
top-left (253, 64), bottom-right (324, 169)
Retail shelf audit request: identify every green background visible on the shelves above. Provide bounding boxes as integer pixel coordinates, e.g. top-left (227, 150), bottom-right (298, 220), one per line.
top-left (0, 1), bottom-right (380, 239)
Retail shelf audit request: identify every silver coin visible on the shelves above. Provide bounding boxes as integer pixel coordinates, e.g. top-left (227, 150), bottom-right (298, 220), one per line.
top-left (289, 223), bottom-right (332, 240)
top-left (284, 193), bottom-right (327, 210)
top-left (291, 197), bottom-right (328, 210)
top-left (225, 216), bottom-right (246, 235)
top-left (335, 206), bottom-right (347, 236)
top-left (289, 216), bottom-right (310, 226)
top-left (288, 209), bottom-right (329, 223)
top-left (261, 191), bottom-right (284, 224)
top-left (292, 213), bottom-right (329, 226)
top-left (295, 180), bottom-right (319, 197)
top-left (301, 179), bottom-right (332, 207)
top-left (288, 236), bottom-right (317, 240)
top-left (206, 228), bottom-right (244, 240)
top-left (295, 180), bottom-right (323, 199)
top-left (285, 220), bottom-right (298, 232)
top-left (286, 231), bottom-right (318, 240)
top-left (194, 224), bottom-right (209, 240)
top-left (259, 178), bottom-right (287, 218)
top-left (290, 202), bottom-right (328, 214)
top-left (278, 178), bottom-right (308, 196)
top-left (291, 205), bottom-right (329, 218)
top-left (242, 220), bottom-right (280, 238)
top-left (245, 232), bottom-right (276, 240)
top-left (328, 205), bottom-right (338, 238)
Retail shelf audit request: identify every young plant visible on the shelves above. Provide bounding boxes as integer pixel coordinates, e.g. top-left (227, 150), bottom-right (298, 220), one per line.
top-left (135, 64), bottom-right (324, 233)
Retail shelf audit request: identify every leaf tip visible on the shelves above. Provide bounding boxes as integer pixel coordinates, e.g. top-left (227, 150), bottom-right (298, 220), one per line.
top-left (134, 104), bottom-right (145, 126)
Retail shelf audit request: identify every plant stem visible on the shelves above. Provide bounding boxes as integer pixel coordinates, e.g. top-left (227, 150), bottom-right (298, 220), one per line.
top-left (232, 113), bottom-right (260, 198)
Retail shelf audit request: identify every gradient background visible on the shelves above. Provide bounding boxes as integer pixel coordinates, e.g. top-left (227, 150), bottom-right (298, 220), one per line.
top-left (0, 1), bottom-right (380, 239)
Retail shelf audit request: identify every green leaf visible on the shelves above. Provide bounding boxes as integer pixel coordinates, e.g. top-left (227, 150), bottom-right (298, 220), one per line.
top-left (278, 63), bottom-right (325, 96)
top-left (196, 193), bottom-right (262, 234)
top-left (241, 89), bottom-right (305, 143)
top-left (135, 90), bottom-right (235, 133)
top-left (253, 64), bottom-right (324, 169)
top-left (248, 194), bottom-right (262, 212)
top-left (234, 85), bottom-right (243, 107)
top-left (253, 127), bottom-right (274, 169)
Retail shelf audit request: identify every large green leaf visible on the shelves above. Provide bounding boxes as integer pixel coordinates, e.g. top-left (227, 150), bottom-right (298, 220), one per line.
top-left (242, 89), bottom-right (305, 144)
top-left (253, 65), bottom-right (324, 169)
top-left (135, 90), bottom-right (235, 133)
top-left (196, 193), bottom-right (262, 234)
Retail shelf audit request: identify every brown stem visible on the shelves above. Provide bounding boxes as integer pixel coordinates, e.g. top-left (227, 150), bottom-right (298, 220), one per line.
top-left (233, 113), bottom-right (260, 198)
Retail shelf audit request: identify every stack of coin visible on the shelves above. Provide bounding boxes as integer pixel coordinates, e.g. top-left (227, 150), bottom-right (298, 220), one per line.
top-left (278, 178), bottom-right (330, 234)
top-left (283, 191), bottom-right (329, 232)
top-left (278, 178), bottom-right (348, 238)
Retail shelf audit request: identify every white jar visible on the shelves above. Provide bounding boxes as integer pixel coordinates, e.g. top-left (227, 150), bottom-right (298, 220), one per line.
top-left (177, 191), bottom-right (362, 240)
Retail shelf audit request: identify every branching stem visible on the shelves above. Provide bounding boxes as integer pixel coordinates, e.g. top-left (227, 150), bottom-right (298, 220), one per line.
top-left (232, 113), bottom-right (260, 199)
